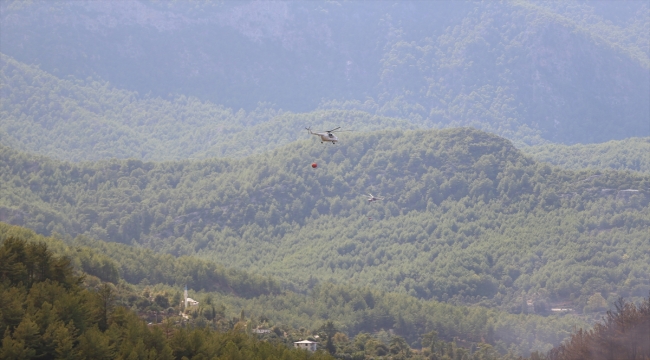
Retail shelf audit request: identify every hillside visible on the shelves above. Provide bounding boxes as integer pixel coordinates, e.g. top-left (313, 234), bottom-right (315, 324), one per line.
top-left (0, 54), bottom-right (413, 162)
top-left (368, 0), bottom-right (650, 144)
top-left (521, 137), bottom-right (650, 173)
top-left (1, 1), bottom-right (648, 148)
top-left (1, 128), bottom-right (648, 319)
top-left (2, 222), bottom-right (647, 358)
top-left (0, 232), bottom-right (334, 360)
top-left (0, 222), bottom-right (279, 298)
top-left (0, 222), bottom-right (589, 357)
top-left (3, 1), bottom-right (649, 357)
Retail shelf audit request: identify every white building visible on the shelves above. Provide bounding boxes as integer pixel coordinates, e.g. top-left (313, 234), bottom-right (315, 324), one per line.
top-left (184, 285), bottom-right (199, 308)
top-left (186, 297), bottom-right (199, 306)
top-left (551, 308), bottom-right (573, 313)
top-left (294, 340), bottom-right (318, 352)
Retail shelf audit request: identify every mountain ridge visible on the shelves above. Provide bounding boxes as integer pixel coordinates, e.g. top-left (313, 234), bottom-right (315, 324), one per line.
top-left (0, 53), bottom-right (414, 162)
top-left (1, 128), bottom-right (648, 317)
top-left (2, 1), bottom-right (648, 148)
top-left (521, 137), bottom-right (650, 174)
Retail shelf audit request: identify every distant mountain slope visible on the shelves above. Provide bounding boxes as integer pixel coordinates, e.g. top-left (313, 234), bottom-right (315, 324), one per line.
top-left (1, 128), bottom-right (648, 316)
top-left (1, 1), bottom-right (648, 145)
top-left (371, 1), bottom-right (650, 144)
top-left (0, 54), bottom-right (413, 161)
top-left (521, 137), bottom-right (650, 173)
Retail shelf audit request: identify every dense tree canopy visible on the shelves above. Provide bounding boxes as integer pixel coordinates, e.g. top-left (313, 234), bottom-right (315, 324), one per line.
top-left (1, 128), bottom-right (648, 318)
top-left (521, 138), bottom-right (650, 174)
top-left (2, 1), bottom-right (648, 358)
top-left (1, 1), bottom-right (648, 155)
top-left (0, 235), bottom-right (338, 360)
top-left (0, 53), bottom-right (414, 162)
top-left (1, 226), bottom-right (646, 359)
top-left (0, 223), bottom-right (589, 357)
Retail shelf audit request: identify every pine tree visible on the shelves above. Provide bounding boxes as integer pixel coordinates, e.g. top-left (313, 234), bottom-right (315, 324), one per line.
top-left (322, 321), bottom-right (337, 355)
top-left (76, 326), bottom-right (113, 360)
top-left (95, 283), bottom-right (115, 331)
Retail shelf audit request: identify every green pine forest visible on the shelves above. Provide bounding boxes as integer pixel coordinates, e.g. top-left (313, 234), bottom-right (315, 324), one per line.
top-left (2, 1), bottom-right (648, 146)
top-left (1, 1), bottom-right (650, 358)
top-left (0, 53), bottom-right (415, 162)
top-left (1, 127), bottom-right (649, 358)
top-left (0, 223), bottom-right (650, 360)
top-left (3, 229), bottom-right (647, 359)
top-left (0, 233), bottom-right (336, 360)
top-left (523, 138), bottom-right (650, 174)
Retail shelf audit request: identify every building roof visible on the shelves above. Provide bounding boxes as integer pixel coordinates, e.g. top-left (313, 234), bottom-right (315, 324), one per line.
top-left (294, 340), bottom-right (317, 344)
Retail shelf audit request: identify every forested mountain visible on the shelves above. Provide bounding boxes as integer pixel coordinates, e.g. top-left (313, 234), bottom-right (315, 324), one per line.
top-left (521, 137), bottom-right (650, 174)
top-left (2, 1), bottom-right (649, 358)
top-left (0, 220), bottom-right (280, 298)
top-left (1, 0), bottom-right (648, 151)
top-left (2, 224), bottom-right (647, 358)
top-left (1, 128), bottom-right (648, 320)
top-left (0, 54), bottom-right (413, 162)
top-left (1, 222), bottom-right (588, 357)
top-left (365, 0), bottom-right (649, 144)
top-left (0, 234), bottom-right (334, 360)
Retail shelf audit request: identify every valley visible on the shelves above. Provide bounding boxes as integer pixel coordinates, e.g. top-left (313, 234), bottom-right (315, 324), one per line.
top-left (1, 128), bottom-right (648, 317)
top-left (1, 1), bottom-right (648, 358)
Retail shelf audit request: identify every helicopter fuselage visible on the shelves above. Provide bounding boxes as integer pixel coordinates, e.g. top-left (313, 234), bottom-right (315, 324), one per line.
top-left (312, 132), bottom-right (338, 143)
top-left (306, 127), bottom-right (341, 143)
top-left (365, 193), bottom-right (383, 202)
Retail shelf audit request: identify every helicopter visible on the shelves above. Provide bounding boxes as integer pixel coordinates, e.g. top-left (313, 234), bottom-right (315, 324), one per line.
top-left (363, 193), bottom-right (384, 202)
top-left (305, 127), bottom-right (347, 144)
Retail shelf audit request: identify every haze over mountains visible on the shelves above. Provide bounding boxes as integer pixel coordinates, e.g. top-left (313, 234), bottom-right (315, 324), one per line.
top-left (524, 138), bottom-right (650, 173)
top-left (1, 0), bottom-right (649, 162)
top-left (1, 1), bottom-right (649, 359)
